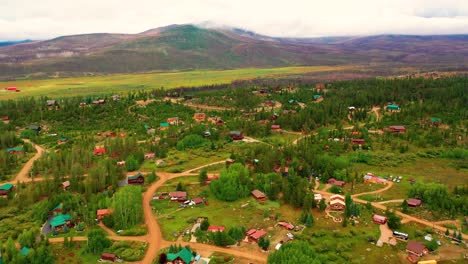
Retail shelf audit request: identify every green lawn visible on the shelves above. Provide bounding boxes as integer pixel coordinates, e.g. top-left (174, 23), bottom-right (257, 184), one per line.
top-left (0, 66), bottom-right (353, 99)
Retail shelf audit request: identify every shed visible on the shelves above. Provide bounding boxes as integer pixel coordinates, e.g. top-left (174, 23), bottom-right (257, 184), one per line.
top-left (407, 198), bottom-right (422, 207)
top-left (388, 125), bottom-right (406, 133)
top-left (0, 183), bottom-right (14, 196)
top-left (328, 178), bottom-right (345, 187)
top-left (101, 253), bottom-right (116, 262)
top-left (62, 181), bottom-right (70, 190)
top-left (93, 147), bottom-right (106, 156)
top-left (271, 125), bottom-right (281, 131)
top-left (97, 209), bottom-right (110, 220)
top-left (278, 222), bottom-right (294, 230)
top-left (372, 214), bottom-right (388, 224)
top-left (251, 189), bottom-right (267, 202)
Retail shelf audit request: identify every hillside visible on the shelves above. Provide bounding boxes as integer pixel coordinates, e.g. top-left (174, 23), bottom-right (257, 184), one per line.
top-left (0, 24), bottom-right (467, 79)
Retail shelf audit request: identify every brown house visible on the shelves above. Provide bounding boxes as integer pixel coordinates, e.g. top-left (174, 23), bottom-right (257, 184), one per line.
top-left (388, 125), bottom-right (406, 133)
top-left (193, 113), bottom-right (206, 122)
top-left (251, 189), bottom-right (267, 202)
top-left (246, 229), bottom-right (267, 243)
top-left (328, 178), bottom-right (345, 187)
top-left (101, 253), bottom-right (116, 262)
top-left (406, 241), bottom-right (428, 257)
top-left (372, 214), bottom-right (388, 224)
top-left (330, 199), bottom-right (346, 210)
top-left (169, 191), bottom-right (187, 202)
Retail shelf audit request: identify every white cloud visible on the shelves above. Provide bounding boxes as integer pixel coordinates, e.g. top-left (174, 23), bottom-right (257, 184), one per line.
top-left (0, 0), bottom-right (467, 40)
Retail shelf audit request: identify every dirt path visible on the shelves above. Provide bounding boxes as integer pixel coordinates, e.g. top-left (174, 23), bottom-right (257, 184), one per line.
top-left (371, 106), bottom-right (381, 122)
top-left (378, 223), bottom-right (394, 244)
top-left (378, 199), bottom-right (404, 204)
top-left (350, 181), bottom-right (394, 199)
top-left (15, 139), bottom-right (45, 182)
top-left (183, 102), bottom-right (235, 112)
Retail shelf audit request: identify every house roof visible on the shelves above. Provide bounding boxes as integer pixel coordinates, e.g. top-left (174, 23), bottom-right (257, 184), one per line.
top-left (330, 194), bottom-right (345, 200)
top-left (169, 191), bottom-right (187, 198)
top-left (0, 183), bottom-right (13, 191)
top-left (52, 203), bottom-right (63, 211)
top-left (386, 104), bottom-right (400, 110)
top-left (62, 181), bottom-right (70, 188)
top-left (230, 131), bottom-right (242, 136)
top-left (28, 125), bottom-right (40, 130)
top-left (373, 214), bottom-right (387, 222)
top-left (207, 226), bottom-right (225, 232)
top-left (192, 197), bottom-right (204, 204)
top-left (6, 147), bottom-right (23, 153)
top-left (389, 125), bottom-right (406, 130)
top-left (160, 122), bottom-right (169, 127)
top-left (128, 173), bottom-right (143, 180)
top-left (50, 214), bottom-right (71, 227)
top-left (20, 247), bottom-right (30, 256)
top-left (407, 198), bottom-right (422, 206)
top-left (248, 229), bottom-right (267, 240)
top-left (406, 241), bottom-right (427, 255)
top-left (278, 222), bottom-right (294, 229)
top-left (251, 189), bottom-right (266, 199)
top-left (430, 117), bottom-right (442, 123)
top-left (167, 247), bottom-right (193, 264)
top-left (330, 200), bottom-right (346, 206)
top-left (97, 209), bottom-right (109, 216)
top-left (313, 95), bottom-right (322, 100)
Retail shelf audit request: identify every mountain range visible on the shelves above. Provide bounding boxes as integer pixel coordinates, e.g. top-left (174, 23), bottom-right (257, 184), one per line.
top-left (0, 24), bottom-right (467, 78)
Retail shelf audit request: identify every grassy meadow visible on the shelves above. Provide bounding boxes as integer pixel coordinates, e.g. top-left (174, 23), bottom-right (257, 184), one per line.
top-left (0, 66), bottom-right (354, 99)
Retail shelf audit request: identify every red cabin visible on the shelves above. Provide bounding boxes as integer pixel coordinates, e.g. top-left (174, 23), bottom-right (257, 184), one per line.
top-left (388, 126), bottom-right (406, 133)
top-left (271, 125), bottom-right (281, 131)
top-left (6, 87), bottom-right (20, 92)
top-left (372, 214), bottom-right (388, 224)
top-left (229, 131), bottom-right (244, 140)
top-left (101, 253), bottom-right (116, 262)
top-left (127, 173), bottom-right (144, 185)
top-left (351, 139), bottom-right (365, 145)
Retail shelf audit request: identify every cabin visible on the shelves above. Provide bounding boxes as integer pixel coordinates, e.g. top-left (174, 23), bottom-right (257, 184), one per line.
top-left (50, 204), bottom-right (63, 216)
top-left (62, 181), bottom-right (70, 190)
top-left (330, 199), bottom-right (346, 211)
top-left (429, 117), bottom-right (442, 126)
top-left (271, 125), bottom-right (281, 131)
top-left (128, 173), bottom-right (144, 185)
top-left (5, 147), bottom-right (23, 154)
top-left (0, 183), bottom-right (14, 196)
top-left (144, 153), bottom-right (156, 159)
top-left (159, 122), bottom-right (169, 131)
top-left (97, 209), bottom-right (110, 220)
top-left (6, 87), bottom-right (20, 92)
top-left (193, 113), bottom-right (206, 122)
top-left (315, 83), bottom-right (325, 89)
top-left (93, 147), bottom-right (106, 156)
top-left (169, 191), bottom-right (187, 202)
top-left (101, 253), bottom-right (117, 262)
top-left (92, 99), bottom-right (106, 105)
top-left (277, 222), bottom-right (294, 230)
top-left (313, 95), bottom-right (324, 102)
top-left (406, 241), bottom-right (428, 257)
top-left (50, 214), bottom-right (72, 231)
top-left (351, 139), bottom-right (365, 145)
top-left (208, 226), bottom-right (225, 232)
top-left (407, 198), bottom-right (422, 207)
top-left (229, 131), bottom-right (244, 140)
top-left (191, 197), bottom-right (204, 205)
top-left (166, 247), bottom-right (195, 264)
top-left (386, 104), bottom-right (400, 111)
top-left (167, 117), bottom-right (181, 125)
top-left (28, 125), bottom-right (41, 133)
top-left (328, 178), bottom-right (345, 187)
top-left (246, 229), bottom-right (267, 243)
top-left (251, 189), bottom-right (267, 202)
top-left (388, 125), bottom-right (406, 133)
top-left (363, 173), bottom-right (387, 184)
top-left (372, 214), bottom-right (388, 224)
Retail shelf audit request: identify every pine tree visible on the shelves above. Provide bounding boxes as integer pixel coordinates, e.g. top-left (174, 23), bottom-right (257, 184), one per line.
top-left (319, 198), bottom-right (327, 211)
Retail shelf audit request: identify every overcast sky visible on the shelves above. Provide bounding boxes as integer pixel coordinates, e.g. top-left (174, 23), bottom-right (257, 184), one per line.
top-left (1, 0), bottom-right (468, 41)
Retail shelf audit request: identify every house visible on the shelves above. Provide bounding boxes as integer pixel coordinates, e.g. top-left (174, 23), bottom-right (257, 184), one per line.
top-left (251, 189), bottom-right (267, 202)
top-left (159, 122), bottom-right (170, 131)
top-left (388, 125), bottom-right (406, 133)
top-left (328, 178), bottom-right (345, 187)
top-left (5, 147), bottom-right (23, 154)
top-left (191, 197), bottom-right (204, 205)
top-left (62, 181), bottom-right (70, 190)
top-left (145, 153), bottom-right (156, 159)
top-left (363, 173), bottom-right (387, 184)
top-left (429, 117), bottom-right (442, 126)
top-left (193, 113), bottom-right (206, 122)
top-left (50, 214), bottom-right (72, 230)
top-left (407, 198), bottom-right (422, 207)
top-left (207, 226), bottom-right (225, 232)
top-left (314, 193), bottom-right (322, 202)
top-left (50, 204), bottom-right (63, 216)
top-left (28, 125), bottom-right (41, 133)
top-left (101, 253), bottom-right (117, 262)
top-left (229, 131), bottom-right (244, 140)
top-left (92, 99), bottom-right (106, 105)
top-left (208, 116), bottom-right (224, 126)
top-left (6, 87), bottom-right (20, 92)
top-left (57, 137), bottom-right (68, 144)
top-left (271, 125), bottom-right (281, 131)
top-left (330, 199), bottom-right (346, 210)
top-left (330, 194), bottom-right (345, 201)
top-left (386, 104), bottom-right (400, 111)
top-left (406, 241), bottom-right (428, 257)
top-left (169, 191), bottom-right (187, 202)
top-left (166, 247), bottom-right (195, 264)
top-left (348, 106), bottom-right (356, 111)
top-left (351, 139), bottom-right (365, 145)
top-left (277, 222), bottom-right (294, 230)
top-left (372, 214), bottom-right (388, 224)
top-left (226, 158), bottom-right (235, 165)
top-left (20, 247), bottom-right (30, 256)
top-left (97, 209), bottom-right (110, 220)
top-left (128, 173), bottom-right (144, 185)
top-left (313, 95), bottom-right (324, 102)
top-left (167, 117), bottom-right (181, 125)
top-left (246, 229), bottom-right (267, 243)
top-left (315, 83), bottom-right (325, 89)
top-left (93, 147), bottom-right (106, 156)
top-left (0, 183), bottom-right (14, 196)
top-left (117, 161), bottom-right (126, 167)
top-left (46, 100), bottom-right (58, 107)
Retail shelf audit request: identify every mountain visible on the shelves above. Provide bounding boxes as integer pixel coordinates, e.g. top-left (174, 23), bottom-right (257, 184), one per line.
top-left (0, 24), bottom-right (467, 78)
top-left (0, 40), bottom-right (33, 47)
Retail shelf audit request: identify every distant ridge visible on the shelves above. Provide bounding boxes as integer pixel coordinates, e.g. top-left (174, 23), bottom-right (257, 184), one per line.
top-left (0, 24), bottom-right (466, 78)
top-left (0, 39), bottom-right (33, 47)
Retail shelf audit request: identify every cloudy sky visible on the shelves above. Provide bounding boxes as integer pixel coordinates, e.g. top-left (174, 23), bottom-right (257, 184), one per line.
top-left (1, 0), bottom-right (468, 40)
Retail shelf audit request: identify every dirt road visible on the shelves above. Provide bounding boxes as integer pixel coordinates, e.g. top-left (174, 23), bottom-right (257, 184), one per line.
top-left (8, 139), bottom-right (45, 184)
top-left (371, 106), bottom-right (381, 122)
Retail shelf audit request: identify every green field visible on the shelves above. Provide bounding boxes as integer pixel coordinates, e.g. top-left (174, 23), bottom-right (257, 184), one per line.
top-left (0, 66), bottom-right (353, 99)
